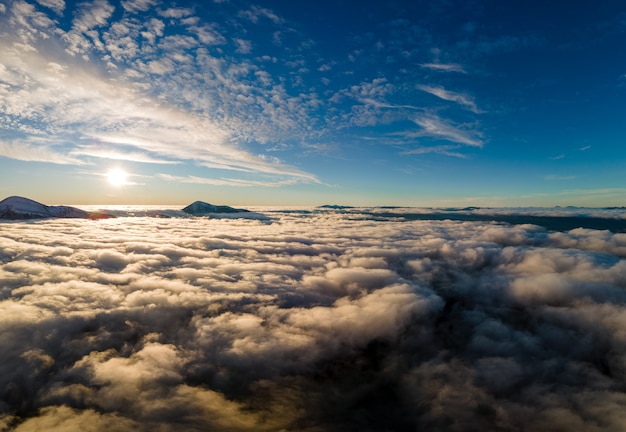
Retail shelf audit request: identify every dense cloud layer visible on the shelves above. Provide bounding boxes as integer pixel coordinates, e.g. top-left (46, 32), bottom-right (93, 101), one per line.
top-left (1, 211), bottom-right (626, 430)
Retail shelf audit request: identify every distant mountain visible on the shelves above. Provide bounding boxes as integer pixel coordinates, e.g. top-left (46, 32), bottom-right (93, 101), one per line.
top-left (0, 196), bottom-right (88, 219)
top-left (317, 204), bottom-right (355, 210)
top-left (182, 201), bottom-right (250, 215)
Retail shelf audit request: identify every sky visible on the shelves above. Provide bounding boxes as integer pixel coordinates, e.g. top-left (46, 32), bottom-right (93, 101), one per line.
top-left (2, 211), bottom-right (626, 430)
top-left (0, 0), bottom-right (625, 206)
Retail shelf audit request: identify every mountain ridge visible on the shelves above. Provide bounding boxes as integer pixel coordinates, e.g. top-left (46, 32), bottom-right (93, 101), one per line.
top-left (0, 196), bottom-right (251, 220)
top-left (0, 196), bottom-right (88, 219)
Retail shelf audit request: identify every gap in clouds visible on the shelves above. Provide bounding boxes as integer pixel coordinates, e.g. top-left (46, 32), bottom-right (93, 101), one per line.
top-left (1, 209), bottom-right (626, 430)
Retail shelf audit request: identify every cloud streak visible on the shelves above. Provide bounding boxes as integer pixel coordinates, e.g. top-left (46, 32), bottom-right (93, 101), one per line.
top-left (413, 114), bottom-right (484, 147)
top-left (417, 85), bottom-right (482, 113)
top-left (402, 144), bottom-right (468, 158)
top-left (419, 62), bottom-right (467, 73)
top-left (1, 209), bottom-right (626, 429)
top-left (157, 173), bottom-right (305, 187)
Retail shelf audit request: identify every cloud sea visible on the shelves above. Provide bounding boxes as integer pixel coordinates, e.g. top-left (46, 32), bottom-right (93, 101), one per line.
top-left (1, 207), bottom-right (626, 430)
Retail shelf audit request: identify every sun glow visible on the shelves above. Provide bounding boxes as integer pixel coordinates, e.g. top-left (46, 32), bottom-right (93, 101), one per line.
top-left (106, 168), bottom-right (129, 186)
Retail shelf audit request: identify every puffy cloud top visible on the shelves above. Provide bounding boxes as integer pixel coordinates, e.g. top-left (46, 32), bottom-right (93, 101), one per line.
top-left (1, 211), bottom-right (626, 430)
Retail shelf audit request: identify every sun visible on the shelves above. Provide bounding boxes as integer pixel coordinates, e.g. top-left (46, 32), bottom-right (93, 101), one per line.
top-left (106, 168), bottom-right (128, 186)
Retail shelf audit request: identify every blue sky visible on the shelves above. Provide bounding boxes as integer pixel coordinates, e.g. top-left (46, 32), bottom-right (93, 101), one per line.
top-left (0, 0), bottom-right (625, 206)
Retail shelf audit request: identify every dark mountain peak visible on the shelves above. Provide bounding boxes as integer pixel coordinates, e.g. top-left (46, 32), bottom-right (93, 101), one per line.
top-left (182, 201), bottom-right (250, 215)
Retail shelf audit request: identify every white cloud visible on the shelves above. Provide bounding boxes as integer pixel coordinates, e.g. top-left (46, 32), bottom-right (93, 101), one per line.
top-left (413, 114), bottom-right (483, 147)
top-left (403, 144), bottom-right (468, 158)
top-left (121, 0), bottom-right (156, 13)
top-left (1, 1), bottom-right (322, 171)
top-left (349, 77), bottom-right (394, 100)
top-left (8, 0), bottom-right (57, 43)
top-left (317, 63), bottom-right (331, 72)
top-left (2, 0), bottom-right (491, 184)
top-left (419, 62), bottom-right (467, 73)
top-left (62, 0), bottom-right (115, 56)
top-left (417, 85), bottom-right (482, 113)
top-left (238, 6), bottom-right (283, 24)
top-left (0, 17), bottom-right (322, 183)
top-left (189, 24), bottom-right (225, 45)
top-left (71, 146), bottom-right (179, 164)
top-left (74, 0), bottom-right (114, 30)
top-left (233, 38), bottom-right (252, 54)
top-left (35, 0), bottom-right (65, 15)
top-left (157, 7), bottom-right (194, 19)
top-left (158, 174), bottom-right (308, 187)
top-left (0, 139), bottom-right (87, 165)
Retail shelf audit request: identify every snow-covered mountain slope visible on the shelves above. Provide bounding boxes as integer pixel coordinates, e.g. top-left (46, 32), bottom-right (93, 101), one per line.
top-left (0, 196), bottom-right (87, 219)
